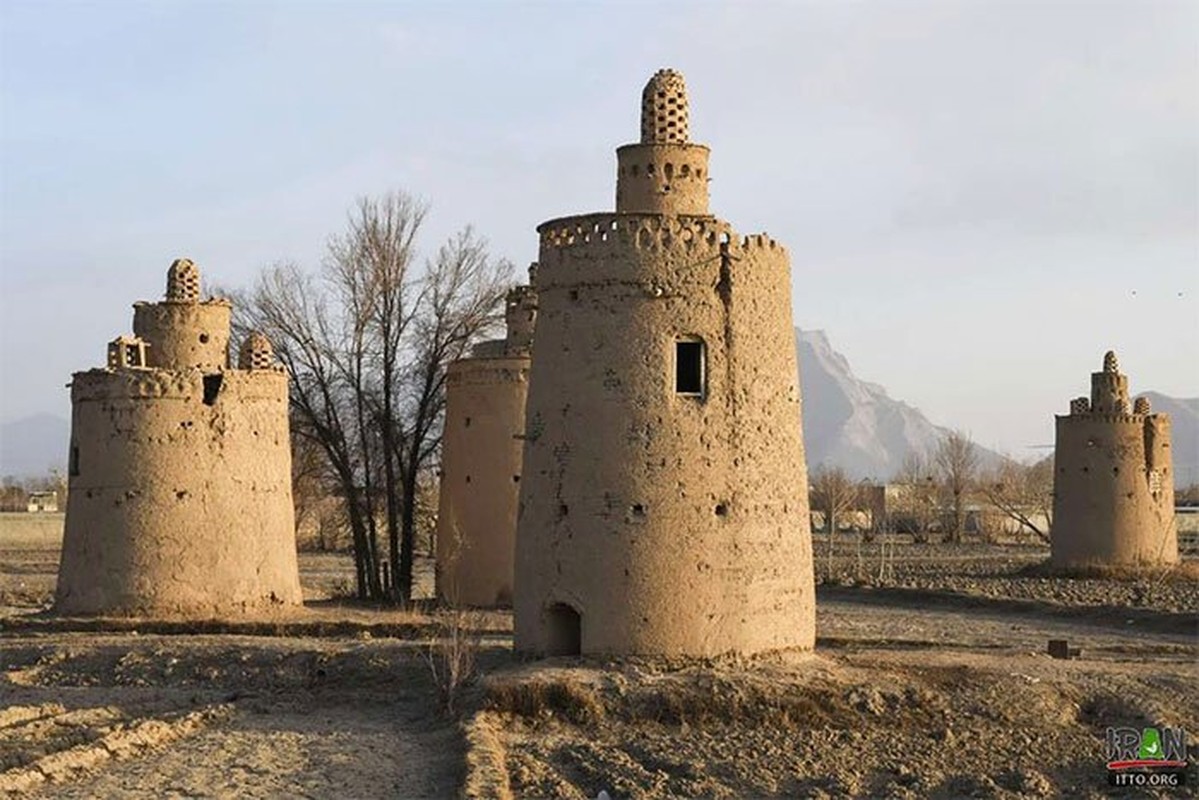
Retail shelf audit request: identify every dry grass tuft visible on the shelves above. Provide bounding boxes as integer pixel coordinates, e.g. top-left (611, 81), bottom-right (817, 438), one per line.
top-left (625, 674), bottom-right (852, 729)
top-left (485, 676), bottom-right (606, 724)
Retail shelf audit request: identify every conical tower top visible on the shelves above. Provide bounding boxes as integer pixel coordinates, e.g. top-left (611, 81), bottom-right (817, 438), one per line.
top-left (166, 258), bottom-right (200, 302)
top-left (641, 69), bottom-right (689, 144)
top-left (1103, 350), bottom-right (1119, 374)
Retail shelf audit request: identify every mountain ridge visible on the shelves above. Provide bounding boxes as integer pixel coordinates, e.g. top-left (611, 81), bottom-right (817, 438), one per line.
top-left (2, 335), bottom-right (1194, 487)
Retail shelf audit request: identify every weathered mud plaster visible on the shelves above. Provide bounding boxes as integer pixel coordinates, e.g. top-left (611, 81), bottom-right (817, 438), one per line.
top-left (55, 260), bottom-right (303, 617)
top-left (514, 70), bottom-right (816, 657)
top-left (436, 282), bottom-right (537, 607)
top-left (1051, 351), bottom-right (1178, 569)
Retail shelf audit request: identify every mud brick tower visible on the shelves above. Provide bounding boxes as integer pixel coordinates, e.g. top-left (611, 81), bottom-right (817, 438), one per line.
top-left (436, 280), bottom-right (537, 607)
top-left (55, 259), bottom-right (303, 616)
top-left (1051, 351), bottom-right (1178, 568)
top-left (514, 70), bottom-right (815, 656)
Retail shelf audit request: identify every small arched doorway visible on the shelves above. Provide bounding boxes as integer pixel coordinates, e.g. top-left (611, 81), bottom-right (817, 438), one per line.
top-left (544, 602), bottom-right (582, 656)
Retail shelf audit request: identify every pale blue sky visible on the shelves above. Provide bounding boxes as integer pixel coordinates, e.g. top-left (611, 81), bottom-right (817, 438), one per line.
top-left (1, 0), bottom-right (1196, 458)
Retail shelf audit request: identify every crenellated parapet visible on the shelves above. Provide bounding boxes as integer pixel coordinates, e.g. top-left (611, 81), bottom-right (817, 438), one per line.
top-left (534, 213), bottom-right (787, 302)
top-left (1059, 413), bottom-right (1154, 425)
top-left (71, 365), bottom-right (287, 404)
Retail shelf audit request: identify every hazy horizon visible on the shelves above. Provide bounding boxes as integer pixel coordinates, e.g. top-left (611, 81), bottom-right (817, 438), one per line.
top-left (2, 1), bottom-right (1196, 459)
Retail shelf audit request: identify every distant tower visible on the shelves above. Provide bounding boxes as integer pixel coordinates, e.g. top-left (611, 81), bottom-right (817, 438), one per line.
top-left (435, 277), bottom-right (538, 607)
top-left (1051, 351), bottom-right (1178, 569)
top-left (56, 260), bottom-right (303, 616)
top-left (514, 70), bottom-right (815, 656)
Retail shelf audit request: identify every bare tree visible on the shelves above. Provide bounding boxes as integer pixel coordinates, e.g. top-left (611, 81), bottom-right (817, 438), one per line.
top-left (234, 192), bottom-right (512, 602)
top-left (232, 261), bottom-right (382, 598)
top-left (811, 466), bottom-right (860, 575)
top-left (979, 456), bottom-right (1053, 543)
top-left (892, 452), bottom-right (938, 542)
top-left (389, 229), bottom-right (512, 601)
top-left (934, 430), bottom-right (980, 544)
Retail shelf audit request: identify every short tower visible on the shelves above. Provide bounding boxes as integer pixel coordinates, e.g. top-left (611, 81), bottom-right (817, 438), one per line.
top-left (515, 70), bottom-right (815, 657)
top-left (1050, 351), bottom-right (1177, 569)
top-left (436, 277), bottom-right (537, 607)
top-left (56, 260), bottom-right (303, 617)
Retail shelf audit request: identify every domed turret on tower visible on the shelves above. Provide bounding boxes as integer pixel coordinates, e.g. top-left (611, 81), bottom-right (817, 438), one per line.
top-left (616, 68), bottom-right (710, 216)
top-left (239, 330), bottom-right (277, 370)
top-left (133, 259), bottom-right (232, 370)
top-left (640, 69), bottom-right (690, 144)
top-left (166, 258), bottom-right (201, 302)
top-left (1089, 348), bottom-right (1131, 415)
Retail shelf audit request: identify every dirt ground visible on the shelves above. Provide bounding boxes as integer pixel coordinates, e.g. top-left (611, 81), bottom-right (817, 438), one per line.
top-left (2, 520), bottom-right (1196, 798)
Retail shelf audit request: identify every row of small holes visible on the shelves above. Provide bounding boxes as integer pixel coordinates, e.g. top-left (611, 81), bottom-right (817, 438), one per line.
top-left (623, 163), bottom-right (703, 180)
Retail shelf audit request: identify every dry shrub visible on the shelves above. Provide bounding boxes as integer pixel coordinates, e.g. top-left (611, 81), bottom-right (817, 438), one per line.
top-left (424, 609), bottom-right (484, 715)
top-left (485, 677), bottom-right (605, 724)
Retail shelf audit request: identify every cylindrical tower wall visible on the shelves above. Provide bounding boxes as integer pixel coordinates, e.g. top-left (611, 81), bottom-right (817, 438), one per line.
top-left (1051, 414), bottom-right (1178, 568)
top-left (514, 213), bottom-right (814, 656)
top-left (56, 368), bottom-right (303, 616)
top-left (435, 356), bottom-right (530, 607)
top-left (133, 301), bottom-right (231, 371)
top-left (615, 144), bottom-right (710, 216)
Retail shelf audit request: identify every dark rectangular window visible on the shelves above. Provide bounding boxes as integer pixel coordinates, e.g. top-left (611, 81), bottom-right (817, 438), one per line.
top-left (675, 340), bottom-right (704, 395)
top-left (202, 374), bottom-right (223, 406)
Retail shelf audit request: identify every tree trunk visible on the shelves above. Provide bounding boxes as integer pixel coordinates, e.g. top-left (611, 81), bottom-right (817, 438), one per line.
top-left (398, 449), bottom-right (420, 603)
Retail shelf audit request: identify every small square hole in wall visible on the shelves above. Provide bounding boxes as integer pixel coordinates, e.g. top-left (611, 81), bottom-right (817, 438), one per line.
top-left (675, 339), bottom-right (704, 395)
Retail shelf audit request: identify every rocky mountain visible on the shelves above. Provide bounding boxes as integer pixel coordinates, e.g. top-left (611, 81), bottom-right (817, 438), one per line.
top-left (797, 329), bottom-right (1002, 481)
